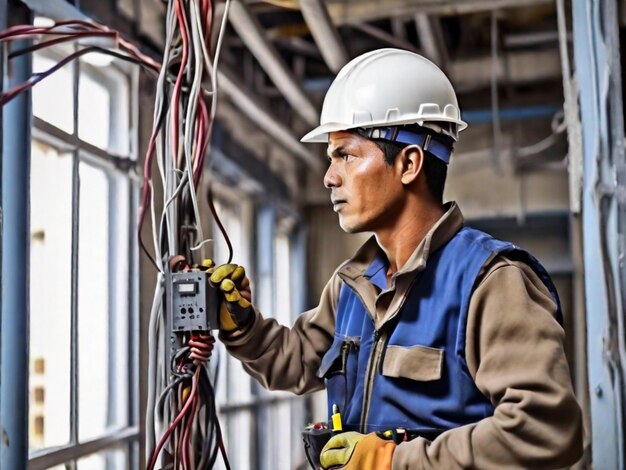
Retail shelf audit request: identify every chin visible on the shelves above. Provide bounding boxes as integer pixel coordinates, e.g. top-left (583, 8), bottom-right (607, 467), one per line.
top-left (338, 217), bottom-right (367, 234)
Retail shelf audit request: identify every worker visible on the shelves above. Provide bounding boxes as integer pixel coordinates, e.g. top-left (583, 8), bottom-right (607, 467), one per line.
top-left (209, 48), bottom-right (583, 469)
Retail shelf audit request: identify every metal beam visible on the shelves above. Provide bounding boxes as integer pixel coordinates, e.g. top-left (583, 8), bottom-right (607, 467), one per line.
top-left (450, 48), bottom-right (562, 92)
top-left (228, 0), bottom-right (318, 126)
top-left (414, 13), bottom-right (448, 68)
top-left (326, 0), bottom-right (554, 24)
top-left (297, 0), bottom-right (348, 73)
top-left (347, 22), bottom-right (419, 53)
top-left (218, 68), bottom-right (322, 171)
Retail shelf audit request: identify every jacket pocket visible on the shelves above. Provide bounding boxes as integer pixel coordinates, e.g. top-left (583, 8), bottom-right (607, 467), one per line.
top-left (317, 336), bottom-right (361, 378)
top-left (317, 336), bottom-right (361, 419)
top-left (382, 345), bottom-right (443, 382)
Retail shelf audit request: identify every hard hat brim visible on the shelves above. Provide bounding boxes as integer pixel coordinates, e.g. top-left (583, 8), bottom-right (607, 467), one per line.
top-left (300, 122), bottom-right (347, 143)
top-left (300, 117), bottom-right (468, 144)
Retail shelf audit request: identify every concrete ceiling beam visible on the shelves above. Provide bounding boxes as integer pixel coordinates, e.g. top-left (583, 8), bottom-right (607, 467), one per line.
top-left (298, 0), bottom-right (348, 73)
top-left (229, 0), bottom-right (319, 126)
top-left (414, 12), bottom-right (449, 68)
top-left (218, 68), bottom-right (322, 171)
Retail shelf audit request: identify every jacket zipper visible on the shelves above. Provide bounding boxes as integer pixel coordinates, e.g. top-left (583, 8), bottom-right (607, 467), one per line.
top-left (360, 329), bottom-right (387, 433)
top-left (340, 342), bottom-right (349, 373)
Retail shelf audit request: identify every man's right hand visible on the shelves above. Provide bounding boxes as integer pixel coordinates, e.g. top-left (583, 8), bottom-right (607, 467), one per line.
top-left (203, 260), bottom-right (253, 332)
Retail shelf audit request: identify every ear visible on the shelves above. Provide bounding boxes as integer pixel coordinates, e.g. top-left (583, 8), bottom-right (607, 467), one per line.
top-left (398, 145), bottom-right (424, 185)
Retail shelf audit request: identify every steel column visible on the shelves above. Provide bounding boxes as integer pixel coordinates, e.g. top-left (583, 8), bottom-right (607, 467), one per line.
top-left (0, 3), bottom-right (32, 469)
top-left (573, 0), bottom-right (626, 468)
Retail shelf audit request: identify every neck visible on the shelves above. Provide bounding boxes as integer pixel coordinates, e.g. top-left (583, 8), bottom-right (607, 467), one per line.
top-left (375, 202), bottom-right (445, 278)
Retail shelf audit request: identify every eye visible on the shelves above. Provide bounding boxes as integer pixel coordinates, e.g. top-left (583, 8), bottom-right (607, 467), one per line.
top-left (342, 154), bottom-right (356, 162)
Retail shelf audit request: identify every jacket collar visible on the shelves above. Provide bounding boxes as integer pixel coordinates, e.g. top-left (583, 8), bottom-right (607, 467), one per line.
top-left (337, 202), bottom-right (464, 281)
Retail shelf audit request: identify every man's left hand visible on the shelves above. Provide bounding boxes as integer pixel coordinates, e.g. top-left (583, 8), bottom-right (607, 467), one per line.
top-left (319, 432), bottom-right (396, 469)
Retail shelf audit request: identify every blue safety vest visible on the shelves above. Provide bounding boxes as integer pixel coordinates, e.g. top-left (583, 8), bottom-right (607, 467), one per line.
top-left (317, 226), bottom-right (562, 435)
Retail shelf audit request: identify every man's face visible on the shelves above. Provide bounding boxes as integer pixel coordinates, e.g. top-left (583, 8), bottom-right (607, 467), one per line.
top-left (324, 131), bottom-right (404, 233)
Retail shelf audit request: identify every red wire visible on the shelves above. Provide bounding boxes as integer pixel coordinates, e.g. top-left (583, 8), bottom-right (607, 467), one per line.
top-left (148, 368), bottom-right (200, 470)
top-left (192, 97), bottom-right (208, 186)
top-left (172, 0), bottom-right (190, 169)
top-left (181, 388), bottom-right (199, 468)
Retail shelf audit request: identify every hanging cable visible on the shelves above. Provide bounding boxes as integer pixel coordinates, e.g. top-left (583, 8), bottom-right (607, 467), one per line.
top-left (0, 5), bottom-right (233, 467)
top-left (142, 1), bottom-right (233, 468)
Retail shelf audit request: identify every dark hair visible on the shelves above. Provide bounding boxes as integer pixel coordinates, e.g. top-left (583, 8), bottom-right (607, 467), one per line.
top-left (372, 136), bottom-right (450, 204)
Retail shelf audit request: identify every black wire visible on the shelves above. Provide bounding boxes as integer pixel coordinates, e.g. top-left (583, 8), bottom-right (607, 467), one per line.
top-left (207, 185), bottom-right (233, 264)
top-left (155, 374), bottom-right (187, 420)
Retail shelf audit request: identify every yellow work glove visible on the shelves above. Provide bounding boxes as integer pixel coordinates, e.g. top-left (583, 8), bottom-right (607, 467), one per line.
top-left (320, 432), bottom-right (396, 470)
top-left (203, 260), bottom-right (253, 333)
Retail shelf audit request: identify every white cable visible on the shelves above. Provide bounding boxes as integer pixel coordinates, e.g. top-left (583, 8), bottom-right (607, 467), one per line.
top-left (210, 0), bottom-right (231, 123)
top-left (149, 181), bottom-right (164, 274)
top-left (190, 238), bottom-right (213, 253)
top-left (145, 273), bottom-right (164, 460)
top-left (146, 0), bottom-right (228, 464)
top-left (184, 0), bottom-right (207, 259)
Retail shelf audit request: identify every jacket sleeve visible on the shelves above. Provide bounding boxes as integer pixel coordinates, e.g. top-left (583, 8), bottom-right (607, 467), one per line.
top-left (218, 272), bottom-right (341, 395)
top-left (392, 256), bottom-right (584, 469)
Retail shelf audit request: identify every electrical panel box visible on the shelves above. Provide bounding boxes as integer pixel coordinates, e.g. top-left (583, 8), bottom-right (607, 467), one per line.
top-left (166, 271), bottom-right (220, 332)
top-left (165, 270), bottom-right (221, 366)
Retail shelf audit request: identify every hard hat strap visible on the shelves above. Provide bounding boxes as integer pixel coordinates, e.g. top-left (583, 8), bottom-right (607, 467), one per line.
top-left (360, 126), bottom-right (453, 164)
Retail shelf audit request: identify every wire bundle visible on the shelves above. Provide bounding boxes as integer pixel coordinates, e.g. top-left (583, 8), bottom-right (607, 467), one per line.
top-left (0, 19), bottom-right (160, 106)
top-left (0, 4), bottom-right (232, 467)
top-left (148, 329), bottom-right (227, 470)
top-left (143, 0), bottom-right (232, 469)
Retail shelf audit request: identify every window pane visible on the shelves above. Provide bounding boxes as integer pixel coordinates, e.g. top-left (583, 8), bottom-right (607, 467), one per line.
top-left (32, 54), bottom-right (74, 134)
top-left (274, 233), bottom-right (291, 325)
top-left (29, 141), bottom-right (73, 450)
top-left (78, 163), bottom-right (130, 440)
top-left (78, 72), bottom-right (111, 149)
top-left (78, 162), bottom-right (109, 441)
top-left (76, 446), bottom-right (129, 470)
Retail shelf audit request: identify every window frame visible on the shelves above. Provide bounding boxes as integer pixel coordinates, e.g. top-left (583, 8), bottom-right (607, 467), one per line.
top-left (27, 50), bottom-right (140, 469)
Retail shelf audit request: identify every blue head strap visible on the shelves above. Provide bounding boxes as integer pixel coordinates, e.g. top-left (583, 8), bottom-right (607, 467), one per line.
top-left (362, 127), bottom-right (453, 164)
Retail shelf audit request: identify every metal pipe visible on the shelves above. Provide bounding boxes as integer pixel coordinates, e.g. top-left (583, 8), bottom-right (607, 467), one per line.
top-left (228, 0), bottom-right (318, 126)
top-left (463, 105), bottom-right (560, 123)
top-left (297, 0), bottom-right (348, 73)
top-left (0, 5), bottom-right (32, 469)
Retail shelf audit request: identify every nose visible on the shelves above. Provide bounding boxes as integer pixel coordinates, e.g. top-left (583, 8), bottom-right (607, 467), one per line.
top-left (324, 161), bottom-right (341, 189)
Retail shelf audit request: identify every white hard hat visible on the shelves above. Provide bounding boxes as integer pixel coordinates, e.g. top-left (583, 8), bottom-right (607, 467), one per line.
top-left (301, 48), bottom-right (467, 143)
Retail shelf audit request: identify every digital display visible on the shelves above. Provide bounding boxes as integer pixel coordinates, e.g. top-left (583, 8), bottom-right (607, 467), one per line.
top-left (177, 282), bottom-right (197, 295)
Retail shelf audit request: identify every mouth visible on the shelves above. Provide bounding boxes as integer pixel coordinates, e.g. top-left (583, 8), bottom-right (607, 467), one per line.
top-left (331, 199), bottom-right (347, 212)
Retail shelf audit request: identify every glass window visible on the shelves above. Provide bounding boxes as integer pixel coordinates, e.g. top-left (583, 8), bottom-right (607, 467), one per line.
top-left (76, 446), bottom-right (129, 470)
top-left (28, 46), bottom-right (137, 467)
top-left (29, 141), bottom-right (73, 450)
top-left (32, 53), bottom-right (74, 134)
top-left (78, 72), bottom-right (110, 150)
top-left (274, 232), bottom-right (291, 326)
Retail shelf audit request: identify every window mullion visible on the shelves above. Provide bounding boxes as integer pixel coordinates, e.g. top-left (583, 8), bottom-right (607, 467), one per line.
top-left (69, 54), bottom-right (80, 461)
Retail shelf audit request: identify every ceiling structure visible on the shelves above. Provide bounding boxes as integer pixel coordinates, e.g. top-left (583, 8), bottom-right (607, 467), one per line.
top-left (127, 0), bottom-right (570, 201)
